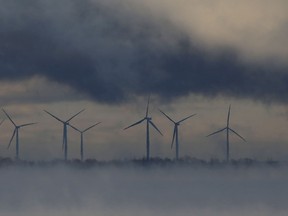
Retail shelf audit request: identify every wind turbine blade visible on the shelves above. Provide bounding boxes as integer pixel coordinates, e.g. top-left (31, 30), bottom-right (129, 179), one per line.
top-left (158, 109), bottom-right (175, 124)
top-left (145, 95), bottom-right (150, 118)
top-left (67, 109), bottom-right (85, 122)
top-left (206, 127), bottom-right (227, 137)
top-left (149, 120), bottom-right (163, 136)
top-left (2, 109), bottom-right (16, 127)
top-left (171, 126), bottom-right (176, 149)
top-left (19, 122), bottom-right (37, 128)
top-left (83, 122), bottom-right (101, 132)
top-left (178, 114), bottom-right (197, 124)
top-left (227, 105), bottom-right (231, 126)
top-left (229, 128), bottom-right (247, 142)
top-left (123, 118), bottom-right (146, 130)
top-left (7, 129), bottom-right (16, 149)
top-left (0, 119), bottom-right (5, 126)
top-left (69, 124), bottom-right (81, 133)
top-left (44, 110), bottom-right (64, 123)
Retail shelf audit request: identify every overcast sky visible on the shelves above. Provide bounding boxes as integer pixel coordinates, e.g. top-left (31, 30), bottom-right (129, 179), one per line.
top-left (0, 0), bottom-right (288, 161)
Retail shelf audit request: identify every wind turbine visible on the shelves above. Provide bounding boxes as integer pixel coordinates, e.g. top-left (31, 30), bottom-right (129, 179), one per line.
top-left (206, 105), bottom-right (246, 162)
top-left (124, 96), bottom-right (163, 161)
top-left (69, 122), bottom-right (101, 161)
top-left (2, 109), bottom-right (37, 160)
top-left (44, 109), bottom-right (85, 161)
top-left (159, 109), bottom-right (196, 160)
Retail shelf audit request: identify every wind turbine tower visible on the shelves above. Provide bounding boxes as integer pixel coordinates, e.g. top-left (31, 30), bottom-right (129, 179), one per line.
top-left (159, 109), bottom-right (196, 160)
top-left (0, 119), bottom-right (4, 128)
top-left (2, 109), bottom-right (37, 160)
top-left (124, 96), bottom-right (163, 161)
top-left (44, 109), bottom-right (84, 161)
top-left (207, 105), bottom-right (246, 162)
top-left (69, 122), bottom-right (101, 161)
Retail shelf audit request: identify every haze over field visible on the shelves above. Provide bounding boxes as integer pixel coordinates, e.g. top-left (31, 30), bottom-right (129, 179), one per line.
top-left (0, 165), bottom-right (288, 216)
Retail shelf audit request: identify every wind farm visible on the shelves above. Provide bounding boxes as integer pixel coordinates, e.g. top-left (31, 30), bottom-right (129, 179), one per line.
top-left (5, 99), bottom-right (288, 165)
top-left (0, 102), bottom-right (283, 163)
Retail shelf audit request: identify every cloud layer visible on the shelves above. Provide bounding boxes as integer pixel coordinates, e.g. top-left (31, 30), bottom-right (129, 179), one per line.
top-left (138, 0), bottom-right (288, 63)
top-left (0, 0), bottom-right (288, 104)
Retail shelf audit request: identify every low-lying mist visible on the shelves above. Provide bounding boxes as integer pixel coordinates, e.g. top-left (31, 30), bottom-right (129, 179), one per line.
top-left (1, 162), bottom-right (288, 216)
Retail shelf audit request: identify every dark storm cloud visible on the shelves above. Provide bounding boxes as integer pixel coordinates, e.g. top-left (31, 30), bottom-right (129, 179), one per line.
top-left (0, 0), bottom-right (287, 104)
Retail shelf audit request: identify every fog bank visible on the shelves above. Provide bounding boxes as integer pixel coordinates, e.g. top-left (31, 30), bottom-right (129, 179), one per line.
top-left (1, 165), bottom-right (288, 215)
